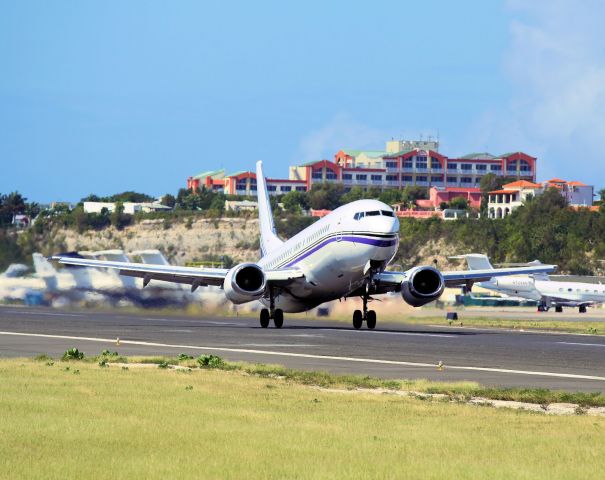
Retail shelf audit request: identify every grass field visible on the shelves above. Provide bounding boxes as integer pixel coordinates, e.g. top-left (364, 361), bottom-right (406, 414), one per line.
top-left (1, 359), bottom-right (605, 479)
top-left (403, 315), bottom-right (605, 335)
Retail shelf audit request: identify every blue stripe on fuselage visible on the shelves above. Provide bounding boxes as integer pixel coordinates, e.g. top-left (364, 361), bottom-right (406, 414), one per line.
top-left (282, 234), bottom-right (398, 268)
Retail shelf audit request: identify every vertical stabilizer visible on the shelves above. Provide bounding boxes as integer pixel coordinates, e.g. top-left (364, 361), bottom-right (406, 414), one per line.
top-left (256, 161), bottom-right (283, 257)
top-left (450, 254), bottom-right (494, 270)
top-left (32, 253), bottom-right (57, 277)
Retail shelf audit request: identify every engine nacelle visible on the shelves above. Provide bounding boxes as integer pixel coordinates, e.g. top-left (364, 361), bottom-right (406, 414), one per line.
top-left (400, 266), bottom-right (445, 307)
top-left (223, 263), bottom-right (266, 304)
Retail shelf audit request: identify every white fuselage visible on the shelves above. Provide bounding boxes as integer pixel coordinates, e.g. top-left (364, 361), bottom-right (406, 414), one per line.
top-left (478, 276), bottom-right (605, 307)
top-left (258, 199), bottom-right (399, 312)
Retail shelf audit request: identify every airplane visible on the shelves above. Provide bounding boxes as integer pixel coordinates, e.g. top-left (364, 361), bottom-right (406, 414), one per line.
top-left (454, 254), bottom-right (605, 313)
top-left (52, 161), bottom-right (557, 329)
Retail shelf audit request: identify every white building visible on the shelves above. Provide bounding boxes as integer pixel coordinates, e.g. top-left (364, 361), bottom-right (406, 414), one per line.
top-left (83, 201), bottom-right (171, 214)
top-left (488, 180), bottom-right (543, 218)
top-left (225, 200), bottom-right (258, 212)
top-left (488, 178), bottom-right (595, 218)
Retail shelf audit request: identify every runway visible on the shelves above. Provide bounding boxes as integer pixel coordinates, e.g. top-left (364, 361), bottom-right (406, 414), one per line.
top-left (1, 305), bottom-right (605, 392)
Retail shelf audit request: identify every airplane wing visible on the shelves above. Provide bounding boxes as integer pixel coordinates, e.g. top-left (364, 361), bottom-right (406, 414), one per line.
top-left (50, 256), bottom-right (304, 290)
top-left (374, 263), bottom-right (557, 290)
top-left (439, 264), bottom-right (557, 287)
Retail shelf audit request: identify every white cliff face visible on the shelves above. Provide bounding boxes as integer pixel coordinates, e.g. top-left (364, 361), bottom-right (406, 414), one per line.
top-left (51, 217), bottom-right (261, 266)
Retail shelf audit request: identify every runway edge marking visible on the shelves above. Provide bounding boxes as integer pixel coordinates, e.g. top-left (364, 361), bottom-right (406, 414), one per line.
top-left (2, 330), bottom-right (605, 382)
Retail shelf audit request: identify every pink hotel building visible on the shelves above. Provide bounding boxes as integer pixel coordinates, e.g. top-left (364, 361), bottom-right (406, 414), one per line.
top-left (187, 139), bottom-right (537, 198)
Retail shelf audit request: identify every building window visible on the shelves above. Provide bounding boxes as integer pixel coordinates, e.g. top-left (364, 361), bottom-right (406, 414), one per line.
top-left (461, 177), bottom-right (472, 183)
top-left (403, 160), bottom-right (413, 169)
top-left (250, 185), bottom-right (257, 191)
top-left (267, 185), bottom-right (277, 191)
top-left (325, 170), bottom-right (337, 179)
top-left (461, 164), bottom-right (472, 171)
top-left (236, 182), bottom-right (247, 190)
top-left (416, 176), bottom-right (427, 182)
top-left (386, 161), bottom-right (397, 169)
top-left (280, 186), bottom-right (291, 192)
top-left (447, 163), bottom-right (457, 170)
top-left (312, 171), bottom-right (323, 180)
top-left (431, 176), bottom-right (443, 182)
top-left (519, 160), bottom-right (531, 172)
top-left (490, 165), bottom-right (502, 171)
top-left (343, 173), bottom-right (352, 180)
top-left (402, 175), bottom-right (413, 182)
top-left (295, 186), bottom-right (306, 192)
top-left (386, 174), bottom-right (398, 181)
top-left (356, 174), bottom-right (367, 181)
top-left (476, 164), bottom-right (487, 171)
top-left (371, 174), bottom-right (382, 182)
top-left (416, 156), bottom-right (427, 169)
top-left (447, 176), bottom-right (457, 183)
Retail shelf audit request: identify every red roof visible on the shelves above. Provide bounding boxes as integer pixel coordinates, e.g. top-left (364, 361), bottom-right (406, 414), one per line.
top-left (546, 178), bottom-right (567, 184)
top-left (489, 189), bottom-right (518, 195)
top-left (502, 180), bottom-right (541, 189)
top-left (568, 181), bottom-right (588, 187)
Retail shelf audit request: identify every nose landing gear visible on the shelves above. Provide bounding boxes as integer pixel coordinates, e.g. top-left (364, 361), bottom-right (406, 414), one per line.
top-left (259, 287), bottom-right (284, 328)
top-left (352, 284), bottom-right (377, 329)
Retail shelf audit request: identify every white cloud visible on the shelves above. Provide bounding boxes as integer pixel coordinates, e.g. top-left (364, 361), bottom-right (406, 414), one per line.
top-left (472, 0), bottom-right (605, 183)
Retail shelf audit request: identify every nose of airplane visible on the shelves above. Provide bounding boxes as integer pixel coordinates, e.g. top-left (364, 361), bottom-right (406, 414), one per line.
top-left (374, 215), bottom-right (399, 235)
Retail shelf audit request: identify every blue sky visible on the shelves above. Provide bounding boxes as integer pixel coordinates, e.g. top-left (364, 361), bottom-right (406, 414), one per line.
top-left (1, 0), bottom-right (604, 202)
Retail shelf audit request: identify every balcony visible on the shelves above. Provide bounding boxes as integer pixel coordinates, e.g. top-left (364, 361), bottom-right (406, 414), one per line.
top-left (415, 168), bottom-right (429, 173)
top-left (415, 181), bottom-right (429, 187)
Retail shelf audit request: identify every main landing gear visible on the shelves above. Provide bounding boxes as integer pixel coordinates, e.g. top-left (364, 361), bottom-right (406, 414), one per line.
top-left (259, 288), bottom-right (284, 328)
top-left (579, 305), bottom-right (587, 314)
top-left (352, 285), bottom-right (377, 330)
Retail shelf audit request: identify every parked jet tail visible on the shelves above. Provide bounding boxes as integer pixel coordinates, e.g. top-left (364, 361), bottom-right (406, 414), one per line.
top-left (255, 160), bottom-right (284, 257)
top-left (33, 253), bottom-right (58, 277)
top-left (449, 254), bottom-right (494, 271)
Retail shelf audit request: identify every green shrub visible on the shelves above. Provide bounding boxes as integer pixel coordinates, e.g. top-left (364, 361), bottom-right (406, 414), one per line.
top-left (62, 348), bottom-right (84, 361)
top-left (197, 354), bottom-right (224, 368)
top-left (178, 353), bottom-right (194, 361)
top-left (158, 361), bottom-right (170, 369)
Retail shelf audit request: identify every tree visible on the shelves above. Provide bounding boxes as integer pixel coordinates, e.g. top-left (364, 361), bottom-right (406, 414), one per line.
top-left (340, 187), bottom-right (365, 205)
top-left (282, 191), bottom-right (309, 214)
top-left (307, 183), bottom-right (344, 210)
top-left (161, 194), bottom-right (176, 208)
top-left (110, 202), bottom-right (125, 229)
top-left (449, 197), bottom-right (469, 210)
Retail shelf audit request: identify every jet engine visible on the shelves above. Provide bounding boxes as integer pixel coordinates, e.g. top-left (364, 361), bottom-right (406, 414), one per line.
top-left (400, 266), bottom-right (445, 307)
top-left (223, 263), bottom-right (267, 304)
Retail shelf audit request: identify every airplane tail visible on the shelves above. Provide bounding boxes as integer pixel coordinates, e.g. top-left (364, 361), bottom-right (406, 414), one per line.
top-left (255, 161), bottom-right (283, 257)
top-left (450, 254), bottom-right (494, 271)
top-left (32, 253), bottom-right (57, 277)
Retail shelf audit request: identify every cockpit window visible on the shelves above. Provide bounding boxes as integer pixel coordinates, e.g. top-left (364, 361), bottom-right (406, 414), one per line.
top-left (355, 210), bottom-right (395, 219)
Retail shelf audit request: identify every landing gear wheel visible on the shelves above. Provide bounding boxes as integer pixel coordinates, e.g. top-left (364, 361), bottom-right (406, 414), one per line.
top-left (353, 310), bottom-right (363, 329)
top-left (273, 309), bottom-right (284, 328)
top-left (579, 305), bottom-right (587, 314)
top-left (260, 308), bottom-right (270, 328)
top-left (366, 310), bottom-right (377, 329)
top-left (555, 306), bottom-right (563, 313)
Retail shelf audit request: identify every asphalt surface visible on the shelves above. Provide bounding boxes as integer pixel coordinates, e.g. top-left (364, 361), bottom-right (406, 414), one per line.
top-left (1, 305), bottom-right (605, 392)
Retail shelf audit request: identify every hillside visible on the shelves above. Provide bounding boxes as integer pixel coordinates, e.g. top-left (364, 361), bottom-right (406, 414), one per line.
top-left (27, 217), bottom-right (261, 266)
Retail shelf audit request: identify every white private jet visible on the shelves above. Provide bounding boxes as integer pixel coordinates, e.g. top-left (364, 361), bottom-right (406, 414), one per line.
top-left (455, 254), bottom-right (605, 313)
top-left (52, 162), bottom-right (556, 329)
